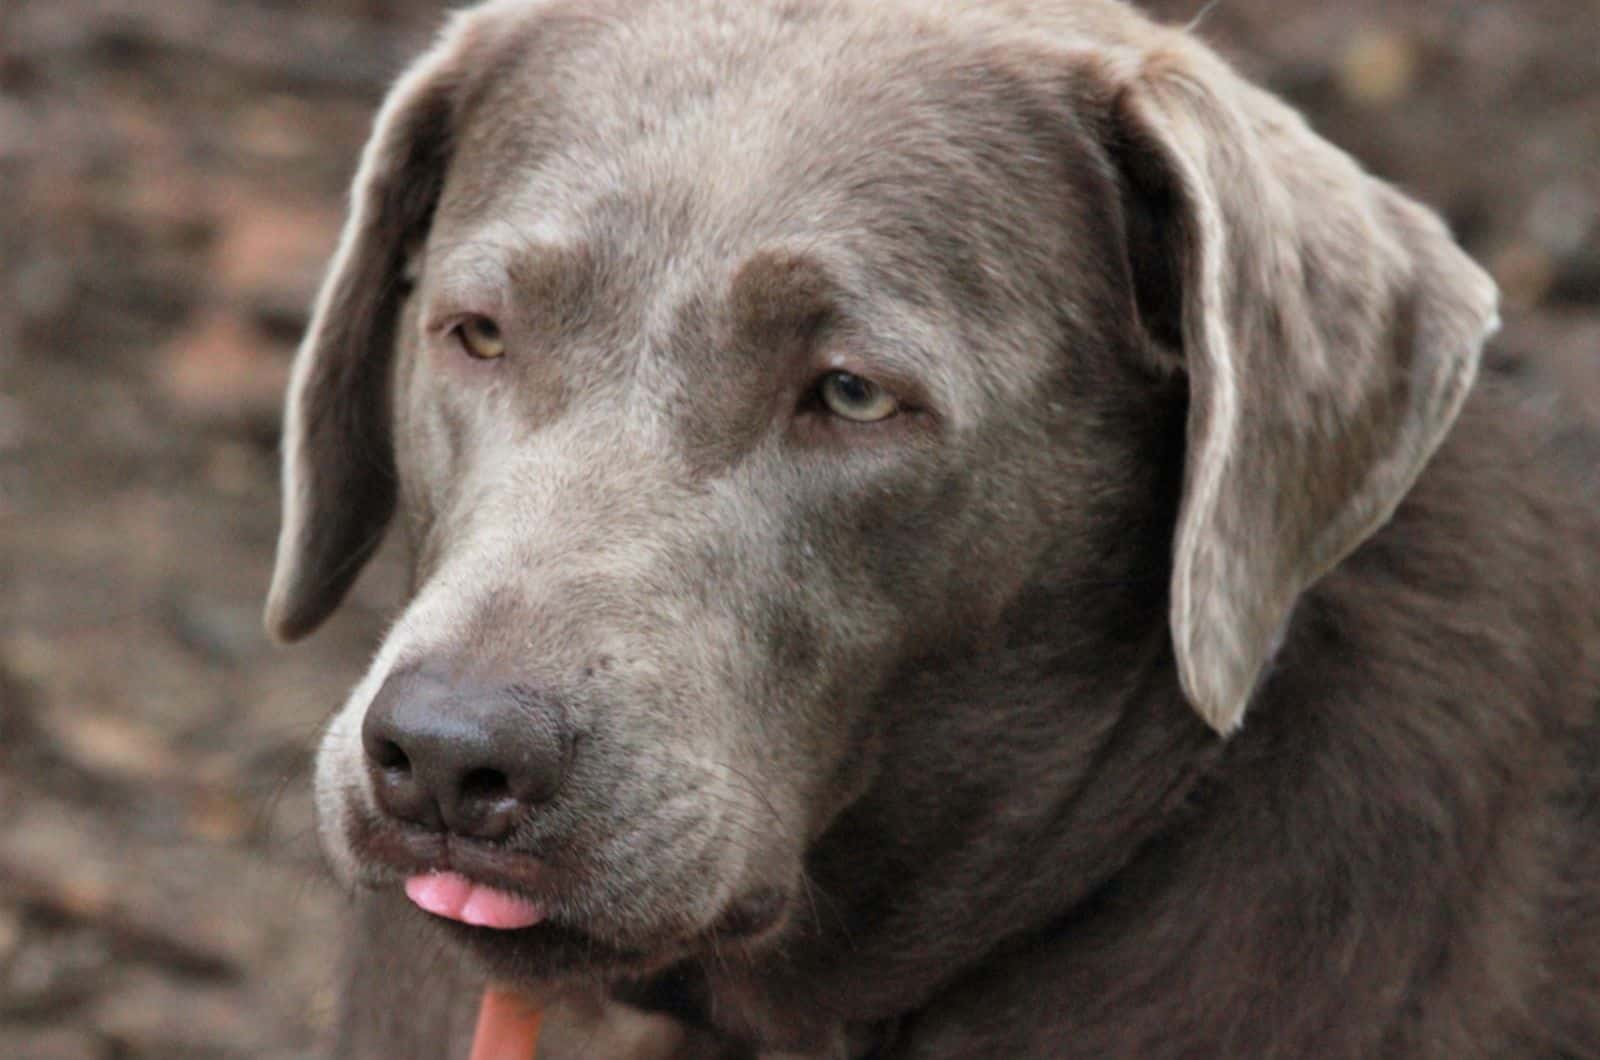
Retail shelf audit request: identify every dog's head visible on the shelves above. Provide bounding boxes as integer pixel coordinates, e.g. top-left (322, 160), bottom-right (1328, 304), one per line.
top-left (266, 0), bottom-right (1496, 985)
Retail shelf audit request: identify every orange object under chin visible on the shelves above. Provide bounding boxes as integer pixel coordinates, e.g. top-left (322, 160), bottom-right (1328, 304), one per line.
top-left (469, 986), bottom-right (543, 1060)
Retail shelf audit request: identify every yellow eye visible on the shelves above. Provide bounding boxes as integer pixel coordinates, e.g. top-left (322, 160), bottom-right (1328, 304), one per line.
top-left (818, 371), bottom-right (898, 422)
top-left (453, 315), bottom-right (506, 360)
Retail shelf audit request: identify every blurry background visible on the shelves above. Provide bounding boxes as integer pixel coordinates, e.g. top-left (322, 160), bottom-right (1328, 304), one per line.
top-left (0, 0), bottom-right (1595, 1056)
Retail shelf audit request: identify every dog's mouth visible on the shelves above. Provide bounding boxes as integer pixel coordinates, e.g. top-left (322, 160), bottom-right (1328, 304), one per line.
top-left (344, 809), bottom-right (793, 984)
top-left (404, 870), bottom-right (547, 930)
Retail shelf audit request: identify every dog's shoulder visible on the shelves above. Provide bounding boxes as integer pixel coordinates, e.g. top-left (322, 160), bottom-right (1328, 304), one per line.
top-left (1289, 359), bottom-right (1600, 827)
top-left (1276, 363), bottom-right (1600, 1050)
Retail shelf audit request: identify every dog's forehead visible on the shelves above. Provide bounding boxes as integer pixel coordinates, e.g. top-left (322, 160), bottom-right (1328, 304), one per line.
top-left (412, 0), bottom-right (1143, 445)
top-left (433, 0), bottom-right (1111, 310)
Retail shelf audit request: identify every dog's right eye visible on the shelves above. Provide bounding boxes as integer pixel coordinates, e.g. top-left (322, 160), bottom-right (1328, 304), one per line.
top-left (450, 315), bottom-right (506, 360)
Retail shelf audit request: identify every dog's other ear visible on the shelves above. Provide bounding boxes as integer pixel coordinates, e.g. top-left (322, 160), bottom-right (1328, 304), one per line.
top-left (264, 24), bottom-right (472, 642)
top-left (1100, 40), bottom-right (1498, 734)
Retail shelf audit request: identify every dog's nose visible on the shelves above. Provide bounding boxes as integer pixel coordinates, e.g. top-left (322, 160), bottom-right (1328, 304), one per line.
top-left (361, 667), bottom-right (571, 840)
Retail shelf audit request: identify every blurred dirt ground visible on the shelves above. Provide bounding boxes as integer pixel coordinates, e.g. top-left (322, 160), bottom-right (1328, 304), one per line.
top-left (0, 0), bottom-right (1595, 1056)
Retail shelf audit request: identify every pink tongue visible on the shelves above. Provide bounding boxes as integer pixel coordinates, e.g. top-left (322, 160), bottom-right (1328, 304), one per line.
top-left (404, 872), bottom-right (545, 930)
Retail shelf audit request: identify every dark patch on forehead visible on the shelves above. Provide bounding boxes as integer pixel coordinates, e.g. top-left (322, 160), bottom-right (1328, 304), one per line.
top-left (508, 241), bottom-right (600, 339)
top-left (727, 249), bottom-right (840, 353)
top-left (659, 250), bottom-right (847, 477)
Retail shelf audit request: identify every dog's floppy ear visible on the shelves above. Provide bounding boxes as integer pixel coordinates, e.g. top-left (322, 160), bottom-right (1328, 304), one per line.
top-left (1101, 41), bottom-right (1498, 734)
top-left (264, 27), bottom-right (471, 642)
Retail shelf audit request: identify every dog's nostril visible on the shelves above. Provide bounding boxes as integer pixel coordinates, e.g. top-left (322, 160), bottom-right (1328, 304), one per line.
top-left (370, 738), bottom-right (411, 773)
top-left (460, 766), bottom-right (511, 804)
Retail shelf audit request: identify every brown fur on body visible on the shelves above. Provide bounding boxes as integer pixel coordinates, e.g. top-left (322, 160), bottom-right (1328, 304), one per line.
top-left (886, 378), bottom-right (1600, 1058)
top-left (263, 1), bottom-right (1600, 1056)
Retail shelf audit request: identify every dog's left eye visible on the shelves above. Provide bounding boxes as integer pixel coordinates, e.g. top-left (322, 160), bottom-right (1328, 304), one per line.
top-left (818, 371), bottom-right (898, 422)
top-left (451, 315), bottom-right (506, 360)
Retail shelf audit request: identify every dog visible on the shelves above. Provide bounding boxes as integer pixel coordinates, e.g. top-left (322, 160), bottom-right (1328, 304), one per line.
top-left (265, 0), bottom-right (1600, 1055)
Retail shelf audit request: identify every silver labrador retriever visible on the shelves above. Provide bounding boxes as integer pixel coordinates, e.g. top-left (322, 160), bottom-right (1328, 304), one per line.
top-left (267, 0), bottom-right (1600, 1056)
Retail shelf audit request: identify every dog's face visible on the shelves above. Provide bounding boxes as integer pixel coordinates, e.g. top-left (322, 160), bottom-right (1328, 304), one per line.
top-left (266, 0), bottom-right (1497, 988)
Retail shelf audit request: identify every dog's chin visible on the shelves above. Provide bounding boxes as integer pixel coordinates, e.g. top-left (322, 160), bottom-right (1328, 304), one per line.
top-left (333, 806), bottom-right (796, 987)
top-left (428, 886), bottom-right (793, 988)
top-left (391, 873), bottom-right (794, 990)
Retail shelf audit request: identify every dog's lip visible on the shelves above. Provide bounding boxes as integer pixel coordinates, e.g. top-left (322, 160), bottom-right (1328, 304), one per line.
top-left (347, 809), bottom-right (556, 903)
top-left (343, 807), bottom-right (795, 980)
top-left (404, 870), bottom-right (547, 930)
